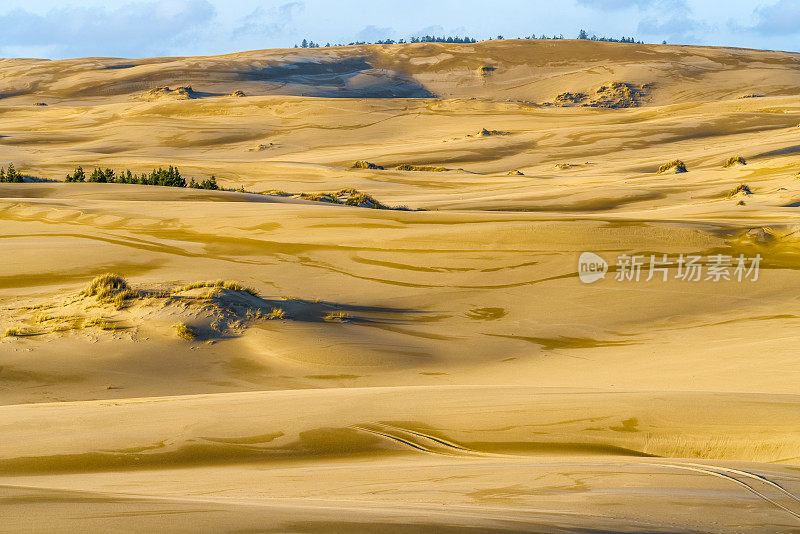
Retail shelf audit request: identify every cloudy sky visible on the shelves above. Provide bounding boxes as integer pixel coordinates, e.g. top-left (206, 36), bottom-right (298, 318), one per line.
top-left (0, 0), bottom-right (797, 59)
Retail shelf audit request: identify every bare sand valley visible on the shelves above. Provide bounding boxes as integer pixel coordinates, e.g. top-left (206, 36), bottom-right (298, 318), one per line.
top-left (3, 39), bottom-right (800, 532)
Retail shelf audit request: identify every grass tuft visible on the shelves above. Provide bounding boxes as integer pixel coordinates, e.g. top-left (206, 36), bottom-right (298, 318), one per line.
top-left (4, 327), bottom-right (20, 337)
top-left (723, 156), bottom-right (747, 168)
top-left (396, 164), bottom-right (448, 172)
top-left (657, 160), bottom-right (688, 174)
top-left (175, 323), bottom-right (197, 341)
top-left (352, 160), bottom-right (384, 170)
top-left (323, 311), bottom-right (351, 323)
top-left (176, 281), bottom-right (259, 298)
top-left (727, 184), bottom-right (753, 198)
top-left (267, 307), bottom-right (286, 320)
top-left (81, 273), bottom-right (130, 303)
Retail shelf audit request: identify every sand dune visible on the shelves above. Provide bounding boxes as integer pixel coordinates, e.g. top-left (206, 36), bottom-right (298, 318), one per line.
top-left (3, 40), bottom-right (800, 532)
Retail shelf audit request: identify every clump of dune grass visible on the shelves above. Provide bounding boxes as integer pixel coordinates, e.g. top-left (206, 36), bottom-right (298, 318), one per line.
top-left (507, 170), bottom-right (525, 176)
top-left (175, 280), bottom-right (259, 298)
top-left (81, 273), bottom-right (130, 302)
top-left (324, 311), bottom-right (351, 323)
top-left (83, 317), bottom-right (120, 331)
top-left (280, 188), bottom-right (401, 210)
top-left (267, 308), bottom-right (286, 320)
top-left (300, 192), bottom-right (337, 203)
top-left (4, 327), bottom-right (20, 337)
top-left (352, 160), bottom-right (384, 170)
top-left (727, 184), bottom-right (752, 198)
top-left (336, 189), bottom-right (385, 209)
top-left (657, 160), bottom-right (688, 174)
top-left (175, 323), bottom-right (197, 341)
top-left (475, 128), bottom-right (509, 137)
top-left (738, 94), bottom-right (763, 99)
top-left (113, 289), bottom-right (139, 310)
top-left (231, 90), bottom-right (246, 97)
top-left (723, 156), bottom-right (747, 168)
top-left (396, 164), bottom-right (448, 172)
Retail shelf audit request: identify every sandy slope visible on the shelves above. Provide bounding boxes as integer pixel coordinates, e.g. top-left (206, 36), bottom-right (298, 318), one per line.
top-left (3, 40), bottom-right (800, 532)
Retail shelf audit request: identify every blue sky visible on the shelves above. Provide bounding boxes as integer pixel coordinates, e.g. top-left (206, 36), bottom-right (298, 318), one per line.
top-left (0, 0), bottom-right (797, 59)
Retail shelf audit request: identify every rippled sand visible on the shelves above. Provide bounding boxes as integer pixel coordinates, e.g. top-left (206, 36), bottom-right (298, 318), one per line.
top-left (3, 40), bottom-right (800, 532)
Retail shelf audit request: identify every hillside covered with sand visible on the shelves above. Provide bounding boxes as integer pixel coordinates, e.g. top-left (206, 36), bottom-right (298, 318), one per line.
top-left (3, 39), bottom-right (800, 532)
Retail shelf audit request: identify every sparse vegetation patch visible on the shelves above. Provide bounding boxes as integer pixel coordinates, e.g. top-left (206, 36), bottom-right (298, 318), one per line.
top-left (727, 184), bottom-right (752, 198)
top-left (81, 274), bottom-right (132, 303)
top-left (658, 160), bottom-right (688, 174)
top-left (4, 327), bottom-right (20, 337)
top-left (175, 323), bottom-right (197, 341)
top-left (324, 311), bottom-right (351, 323)
top-left (723, 156), bottom-right (747, 168)
top-left (352, 160), bottom-right (384, 170)
top-left (265, 188), bottom-right (408, 210)
top-left (142, 86), bottom-right (198, 101)
top-left (396, 164), bottom-right (448, 172)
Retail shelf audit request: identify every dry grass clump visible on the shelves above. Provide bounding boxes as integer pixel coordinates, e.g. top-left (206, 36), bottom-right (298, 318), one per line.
top-left (478, 66), bottom-right (496, 76)
top-left (723, 156), bottom-right (747, 168)
top-left (4, 327), bottom-right (20, 337)
top-left (176, 280), bottom-right (259, 298)
top-left (175, 323), bottom-right (197, 341)
top-left (336, 189), bottom-right (385, 209)
top-left (352, 160), bottom-right (384, 170)
top-left (113, 291), bottom-right (139, 310)
top-left (553, 92), bottom-right (587, 105)
top-left (738, 94), bottom-right (763, 99)
top-left (507, 170), bottom-right (525, 176)
top-left (657, 160), bottom-right (688, 174)
top-left (231, 90), bottom-right (246, 97)
top-left (142, 85), bottom-right (197, 101)
top-left (267, 307), bottom-right (286, 320)
top-left (323, 311), bottom-right (351, 323)
top-left (276, 188), bottom-right (401, 210)
top-left (727, 184), bottom-right (752, 198)
top-left (81, 274), bottom-right (131, 302)
top-left (248, 143), bottom-right (274, 152)
top-left (396, 164), bottom-right (448, 172)
top-left (94, 320), bottom-right (122, 331)
top-left (547, 82), bottom-right (649, 109)
top-left (475, 128), bottom-right (509, 137)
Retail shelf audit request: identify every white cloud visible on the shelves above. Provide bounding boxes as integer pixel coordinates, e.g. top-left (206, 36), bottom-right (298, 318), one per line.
top-left (0, 0), bottom-right (216, 59)
top-left (233, 2), bottom-right (304, 38)
top-left (751, 0), bottom-right (800, 35)
top-left (354, 25), bottom-right (394, 42)
top-left (637, 13), bottom-right (711, 43)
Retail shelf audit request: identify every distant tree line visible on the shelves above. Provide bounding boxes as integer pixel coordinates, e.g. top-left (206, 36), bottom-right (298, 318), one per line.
top-left (297, 35), bottom-right (478, 47)
top-left (0, 163), bottom-right (23, 183)
top-left (64, 165), bottom-right (219, 190)
top-left (295, 30), bottom-right (645, 48)
top-left (577, 29), bottom-right (642, 44)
